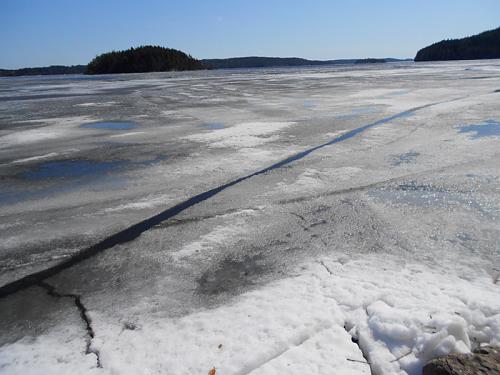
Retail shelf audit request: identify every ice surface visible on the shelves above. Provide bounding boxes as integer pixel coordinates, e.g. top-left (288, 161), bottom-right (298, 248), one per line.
top-left (0, 60), bottom-right (499, 374)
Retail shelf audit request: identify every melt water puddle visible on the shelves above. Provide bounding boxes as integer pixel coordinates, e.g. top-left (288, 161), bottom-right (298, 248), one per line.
top-left (0, 156), bottom-right (167, 205)
top-left (81, 121), bottom-right (137, 130)
top-left (303, 100), bottom-right (315, 109)
top-left (388, 89), bottom-right (410, 96)
top-left (336, 106), bottom-right (381, 120)
top-left (22, 160), bottom-right (127, 180)
top-left (200, 122), bottom-right (225, 130)
top-left (458, 120), bottom-right (500, 139)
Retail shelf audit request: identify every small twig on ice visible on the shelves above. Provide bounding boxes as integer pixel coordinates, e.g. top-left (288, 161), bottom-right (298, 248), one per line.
top-left (346, 358), bottom-right (370, 364)
top-left (390, 351), bottom-right (413, 362)
top-left (319, 260), bottom-right (334, 276)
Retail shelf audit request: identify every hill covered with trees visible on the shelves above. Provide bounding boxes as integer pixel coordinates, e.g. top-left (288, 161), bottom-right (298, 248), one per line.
top-left (85, 46), bottom-right (205, 74)
top-left (0, 65), bottom-right (85, 77)
top-left (415, 27), bottom-right (500, 62)
top-left (201, 57), bottom-right (407, 69)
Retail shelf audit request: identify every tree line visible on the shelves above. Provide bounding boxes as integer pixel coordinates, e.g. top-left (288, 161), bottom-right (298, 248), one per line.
top-left (415, 27), bottom-right (500, 62)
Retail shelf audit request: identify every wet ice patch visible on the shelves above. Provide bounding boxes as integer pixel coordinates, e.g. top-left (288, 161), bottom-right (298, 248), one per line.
top-left (199, 122), bottom-right (225, 130)
top-left (336, 106), bottom-right (380, 120)
top-left (389, 151), bottom-right (420, 166)
top-left (1, 156), bottom-right (166, 205)
top-left (81, 121), bottom-right (137, 130)
top-left (388, 89), bottom-right (410, 96)
top-left (303, 100), bottom-right (315, 109)
top-left (22, 160), bottom-right (126, 180)
top-left (369, 181), bottom-right (494, 216)
top-left (353, 106), bottom-right (380, 115)
top-left (458, 120), bottom-right (500, 139)
top-left (197, 254), bottom-right (268, 296)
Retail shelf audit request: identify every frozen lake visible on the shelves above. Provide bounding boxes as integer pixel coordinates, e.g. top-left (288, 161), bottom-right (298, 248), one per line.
top-left (0, 61), bottom-right (499, 375)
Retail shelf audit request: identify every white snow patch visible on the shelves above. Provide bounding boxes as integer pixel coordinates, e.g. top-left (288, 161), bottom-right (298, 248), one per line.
top-left (0, 117), bottom-right (93, 148)
top-left (0, 129), bottom-right (66, 147)
top-left (103, 194), bottom-right (172, 213)
top-left (10, 152), bottom-right (59, 164)
top-left (108, 132), bottom-right (146, 138)
top-left (277, 167), bottom-right (362, 194)
top-left (172, 209), bottom-right (260, 260)
top-left (185, 121), bottom-right (295, 148)
top-left (1, 253), bottom-right (498, 375)
top-left (74, 102), bottom-right (118, 107)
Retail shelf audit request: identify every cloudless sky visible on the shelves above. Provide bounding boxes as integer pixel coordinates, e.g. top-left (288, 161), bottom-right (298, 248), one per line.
top-left (1, 0), bottom-right (499, 69)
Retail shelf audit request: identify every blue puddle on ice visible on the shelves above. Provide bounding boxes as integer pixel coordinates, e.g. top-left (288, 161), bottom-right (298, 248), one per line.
top-left (458, 120), bottom-right (500, 139)
top-left (303, 100), bottom-right (315, 109)
top-left (21, 155), bottom-right (167, 181)
top-left (336, 106), bottom-right (380, 120)
top-left (82, 121), bottom-right (137, 130)
top-left (22, 160), bottom-right (127, 180)
top-left (0, 156), bottom-right (167, 205)
top-left (200, 122), bottom-right (225, 130)
top-left (388, 89), bottom-right (410, 96)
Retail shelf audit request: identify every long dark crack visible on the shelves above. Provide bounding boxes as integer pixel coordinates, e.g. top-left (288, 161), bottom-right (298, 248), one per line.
top-left (38, 281), bottom-right (102, 368)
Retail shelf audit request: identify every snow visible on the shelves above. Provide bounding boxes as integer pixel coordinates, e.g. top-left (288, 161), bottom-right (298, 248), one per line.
top-left (102, 194), bottom-right (173, 213)
top-left (0, 116), bottom-right (92, 148)
top-left (1, 253), bottom-right (497, 375)
top-left (185, 121), bottom-right (296, 148)
top-left (172, 208), bottom-right (260, 260)
top-left (108, 131), bottom-right (146, 138)
top-left (10, 152), bottom-right (59, 164)
top-left (0, 129), bottom-right (66, 147)
top-left (74, 102), bottom-right (118, 107)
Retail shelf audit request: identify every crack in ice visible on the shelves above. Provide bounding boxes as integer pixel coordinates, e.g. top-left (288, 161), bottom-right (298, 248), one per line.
top-left (38, 281), bottom-right (102, 368)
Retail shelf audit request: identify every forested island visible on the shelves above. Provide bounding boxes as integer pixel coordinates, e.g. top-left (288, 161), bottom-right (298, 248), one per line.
top-left (415, 26), bottom-right (500, 62)
top-left (85, 46), bottom-right (205, 74)
top-left (0, 65), bottom-right (86, 77)
top-left (201, 57), bottom-right (405, 69)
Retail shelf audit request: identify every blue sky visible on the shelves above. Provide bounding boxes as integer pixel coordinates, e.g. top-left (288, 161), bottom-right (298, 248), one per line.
top-left (1, 0), bottom-right (499, 69)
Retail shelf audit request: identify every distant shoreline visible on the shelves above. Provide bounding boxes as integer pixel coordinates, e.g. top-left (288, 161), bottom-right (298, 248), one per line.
top-left (0, 57), bottom-right (412, 78)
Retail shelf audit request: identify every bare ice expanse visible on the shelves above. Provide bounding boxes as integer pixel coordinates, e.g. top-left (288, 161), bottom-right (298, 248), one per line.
top-left (0, 61), bottom-right (499, 374)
